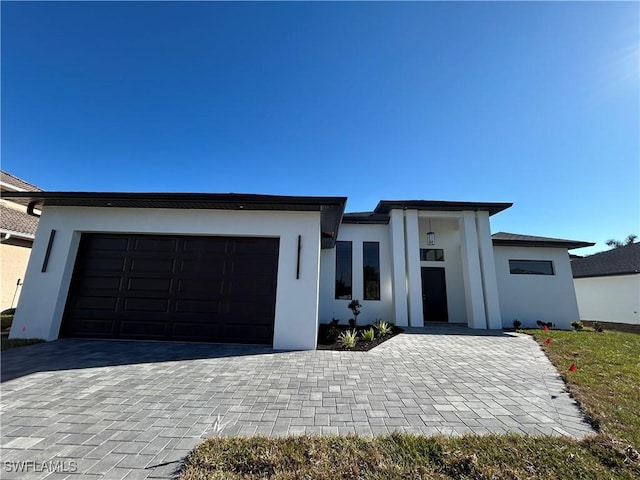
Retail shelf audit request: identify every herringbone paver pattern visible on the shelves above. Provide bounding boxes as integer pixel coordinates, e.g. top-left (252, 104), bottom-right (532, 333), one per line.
top-left (0, 328), bottom-right (594, 479)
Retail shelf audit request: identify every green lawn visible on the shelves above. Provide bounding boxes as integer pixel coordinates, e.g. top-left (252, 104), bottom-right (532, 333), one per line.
top-left (528, 328), bottom-right (640, 448)
top-left (0, 336), bottom-right (43, 351)
top-left (180, 433), bottom-right (639, 480)
top-left (179, 328), bottom-right (640, 479)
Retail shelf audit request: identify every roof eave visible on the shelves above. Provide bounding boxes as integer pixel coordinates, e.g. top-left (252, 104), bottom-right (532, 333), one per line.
top-left (492, 239), bottom-right (595, 250)
top-left (374, 200), bottom-right (513, 216)
top-left (0, 228), bottom-right (35, 241)
top-left (573, 270), bottom-right (639, 279)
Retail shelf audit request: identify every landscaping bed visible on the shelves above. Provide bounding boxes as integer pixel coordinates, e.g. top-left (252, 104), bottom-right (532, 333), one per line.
top-left (317, 323), bottom-right (403, 351)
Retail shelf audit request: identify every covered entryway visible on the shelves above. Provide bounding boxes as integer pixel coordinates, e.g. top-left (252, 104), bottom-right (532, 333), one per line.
top-left (61, 233), bottom-right (279, 344)
top-left (421, 266), bottom-right (449, 322)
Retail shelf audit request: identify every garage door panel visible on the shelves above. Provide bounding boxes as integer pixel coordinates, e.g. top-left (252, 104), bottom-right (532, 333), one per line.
top-left (134, 237), bottom-right (179, 253)
top-left (182, 237), bottom-right (227, 254)
top-left (230, 260), bottom-right (277, 276)
top-left (229, 276), bottom-right (277, 292)
top-left (232, 238), bottom-right (279, 254)
top-left (127, 277), bottom-right (173, 292)
top-left (81, 257), bottom-right (126, 272)
top-left (130, 258), bottom-right (175, 274)
top-left (63, 233), bottom-right (278, 344)
top-left (175, 299), bottom-right (220, 314)
top-left (79, 276), bottom-right (123, 291)
top-left (123, 297), bottom-right (170, 312)
top-left (177, 278), bottom-right (224, 295)
top-left (118, 320), bottom-right (168, 338)
top-left (179, 259), bottom-right (226, 276)
top-left (225, 324), bottom-right (273, 344)
top-left (171, 322), bottom-right (222, 340)
top-left (86, 236), bottom-right (130, 252)
top-left (65, 318), bottom-right (116, 336)
top-left (73, 296), bottom-right (119, 311)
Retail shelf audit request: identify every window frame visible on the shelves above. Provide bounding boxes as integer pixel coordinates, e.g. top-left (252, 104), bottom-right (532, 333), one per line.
top-left (508, 259), bottom-right (555, 276)
top-left (362, 241), bottom-right (381, 301)
top-left (334, 241), bottom-right (353, 300)
top-left (420, 248), bottom-right (445, 262)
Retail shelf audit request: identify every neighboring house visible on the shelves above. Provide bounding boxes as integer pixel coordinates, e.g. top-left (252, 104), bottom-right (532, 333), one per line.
top-left (4, 191), bottom-right (592, 349)
top-left (0, 171), bottom-right (42, 312)
top-left (571, 243), bottom-right (640, 325)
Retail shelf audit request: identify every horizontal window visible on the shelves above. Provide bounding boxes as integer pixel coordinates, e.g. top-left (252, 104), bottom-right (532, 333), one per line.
top-left (363, 242), bottom-right (380, 300)
top-left (509, 259), bottom-right (554, 275)
top-left (335, 241), bottom-right (352, 299)
top-left (420, 249), bottom-right (445, 262)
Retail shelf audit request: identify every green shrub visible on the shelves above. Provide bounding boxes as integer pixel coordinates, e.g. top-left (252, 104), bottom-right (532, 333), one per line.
top-left (1, 314), bottom-right (14, 331)
top-left (337, 329), bottom-right (358, 349)
top-left (571, 321), bottom-right (584, 331)
top-left (513, 319), bottom-right (521, 329)
top-left (361, 328), bottom-right (375, 342)
top-left (347, 299), bottom-right (362, 324)
top-left (374, 320), bottom-right (392, 336)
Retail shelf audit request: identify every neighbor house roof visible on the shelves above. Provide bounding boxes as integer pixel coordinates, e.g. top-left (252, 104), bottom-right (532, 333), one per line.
top-left (374, 200), bottom-right (512, 216)
top-left (0, 171), bottom-right (42, 192)
top-left (571, 242), bottom-right (640, 278)
top-left (342, 211), bottom-right (390, 224)
top-left (492, 232), bottom-right (594, 250)
top-left (0, 204), bottom-right (38, 239)
top-left (1, 192), bottom-right (347, 249)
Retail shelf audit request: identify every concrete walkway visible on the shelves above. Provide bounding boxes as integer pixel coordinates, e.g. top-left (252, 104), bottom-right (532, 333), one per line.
top-left (1, 328), bottom-right (594, 479)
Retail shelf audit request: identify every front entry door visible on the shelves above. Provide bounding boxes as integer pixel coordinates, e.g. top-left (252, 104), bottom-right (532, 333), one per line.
top-left (421, 267), bottom-right (448, 323)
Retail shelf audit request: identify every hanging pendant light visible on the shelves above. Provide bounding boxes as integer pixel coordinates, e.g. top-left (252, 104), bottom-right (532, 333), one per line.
top-left (427, 218), bottom-right (436, 245)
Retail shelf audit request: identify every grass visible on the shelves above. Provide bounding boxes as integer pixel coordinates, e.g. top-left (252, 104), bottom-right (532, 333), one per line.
top-left (527, 328), bottom-right (640, 448)
top-left (179, 326), bottom-right (640, 479)
top-left (0, 312), bottom-right (43, 350)
top-left (179, 433), bottom-right (639, 479)
top-left (1, 336), bottom-right (43, 351)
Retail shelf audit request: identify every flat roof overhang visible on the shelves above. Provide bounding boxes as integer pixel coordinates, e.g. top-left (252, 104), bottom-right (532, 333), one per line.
top-left (2, 192), bottom-right (347, 249)
top-left (492, 239), bottom-right (595, 249)
top-left (374, 200), bottom-right (513, 216)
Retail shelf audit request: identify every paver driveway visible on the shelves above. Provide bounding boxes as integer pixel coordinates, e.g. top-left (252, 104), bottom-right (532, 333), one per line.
top-left (1, 328), bottom-right (594, 479)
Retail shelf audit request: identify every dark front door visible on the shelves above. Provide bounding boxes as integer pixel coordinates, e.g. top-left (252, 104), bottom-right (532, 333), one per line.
top-left (421, 267), bottom-right (448, 323)
top-left (61, 233), bottom-right (279, 345)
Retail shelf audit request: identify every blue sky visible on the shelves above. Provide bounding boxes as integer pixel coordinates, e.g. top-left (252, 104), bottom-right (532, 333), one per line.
top-left (2, 1), bottom-right (638, 255)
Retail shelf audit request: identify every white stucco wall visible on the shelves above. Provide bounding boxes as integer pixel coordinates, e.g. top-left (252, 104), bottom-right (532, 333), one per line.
top-left (318, 224), bottom-right (393, 325)
top-left (417, 217), bottom-right (468, 324)
top-left (11, 206), bottom-right (322, 350)
top-left (574, 275), bottom-right (640, 325)
top-left (493, 246), bottom-right (579, 329)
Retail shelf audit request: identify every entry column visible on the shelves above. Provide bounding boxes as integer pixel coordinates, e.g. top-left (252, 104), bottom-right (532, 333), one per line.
top-left (459, 211), bottom-right (487, 329)
top-left (389, 209), bottom-right (408, 326)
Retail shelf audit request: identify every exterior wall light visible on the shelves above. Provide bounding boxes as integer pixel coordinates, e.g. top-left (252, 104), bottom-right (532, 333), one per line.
top-left (427, 218), bottom-right (436, 245)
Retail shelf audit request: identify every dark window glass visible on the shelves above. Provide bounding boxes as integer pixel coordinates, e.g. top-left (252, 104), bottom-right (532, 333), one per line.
top-left (363, 242), bottom-right (380, 300)
top-left (335, 241), bottom-right (352, 299)
top-left (509, 260), bottom-right (554, 275)
top-left (420, 249), bottom-right (445, 261)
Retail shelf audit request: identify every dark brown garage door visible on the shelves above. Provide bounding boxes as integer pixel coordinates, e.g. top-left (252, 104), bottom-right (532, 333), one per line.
top-left (62, 233), bottom-right (279, 344)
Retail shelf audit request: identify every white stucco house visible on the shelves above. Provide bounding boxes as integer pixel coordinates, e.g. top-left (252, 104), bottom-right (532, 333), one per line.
top-left (5, 191), bottom-right (593, 350)
top-left (572, 243), bottom-right (640, 325)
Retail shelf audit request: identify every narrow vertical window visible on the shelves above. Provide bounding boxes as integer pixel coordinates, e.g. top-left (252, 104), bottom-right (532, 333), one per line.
top-left (363, 242), bottom-right (380, 300)
top-left (335, 241), bottom-right (352, 299)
